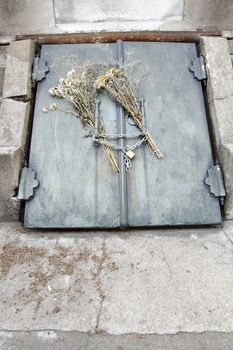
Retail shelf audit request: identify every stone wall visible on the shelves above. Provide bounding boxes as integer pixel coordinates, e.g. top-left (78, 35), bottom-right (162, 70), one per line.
top-left (0, 40), bottom-right (34, 221)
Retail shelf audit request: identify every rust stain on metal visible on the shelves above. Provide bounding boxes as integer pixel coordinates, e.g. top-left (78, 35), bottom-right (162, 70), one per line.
top-left (16, 31), bottom-right (221, 45)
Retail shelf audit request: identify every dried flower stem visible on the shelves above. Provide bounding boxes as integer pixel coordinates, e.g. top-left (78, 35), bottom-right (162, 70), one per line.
top-left (49, 70), bottom-right (119, 173)
top-left (94, 68), bottom-right (163, 159)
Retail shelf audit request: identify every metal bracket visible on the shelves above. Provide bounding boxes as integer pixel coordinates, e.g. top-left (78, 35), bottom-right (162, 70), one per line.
top-left (204, 163), bottom-right (226, 205)
top-left (18, 167), bottom-right (39, 201)
top-left (32, 56), bottom-right (49, 82)
top-left (189, 56), bottom-right (207, 84)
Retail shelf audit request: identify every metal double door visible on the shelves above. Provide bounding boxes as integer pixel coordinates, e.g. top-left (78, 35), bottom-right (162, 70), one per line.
top-left (24, 41), bottom-right (222, 228)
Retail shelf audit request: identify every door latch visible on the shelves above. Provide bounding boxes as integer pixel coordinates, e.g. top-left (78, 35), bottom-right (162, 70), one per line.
top-left (189, 55), bottom-right (207, 85)
top-left (32, 56), bottom-right (49, 83)
top-left (18, 167), bottom-right (39, 200)
top-left (204, 162), bottom-right (226, 205)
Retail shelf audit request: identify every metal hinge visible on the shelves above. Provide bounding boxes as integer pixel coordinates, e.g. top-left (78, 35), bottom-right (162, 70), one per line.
top-left (189, 55), bottom-right (207, 85)
top-left (204, 163), bottom-right (226, 205)
top-left (18, 167), bottom-right (39, 201)
top-left (32, 56), bottom-right (49, 83)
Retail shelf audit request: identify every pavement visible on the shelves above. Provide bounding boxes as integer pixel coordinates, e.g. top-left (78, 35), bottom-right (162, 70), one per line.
top-left (0, 221), bottom-right (233, 348)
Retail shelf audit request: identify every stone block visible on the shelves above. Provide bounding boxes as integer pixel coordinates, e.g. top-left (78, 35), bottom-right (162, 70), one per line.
top-left (0, 98), bottom-right (30, 148)
top-left (0, 46), bottom-right (7, 99)
top-left (200, 37), bottom-right (233, 219)
top-left (208, 96), bottom-right (233, 150)
top-left (0, 37), bottom-right (16, 45)
top-left (0, 67), bottom-right (5, 98)
top-left (222, 31), bottom-right (233, 38)
top-left (228, 39), bottom-right (233, 55)
top-left (2, 39), bottom-right (35, 100)
top-left (54, 0), bottom-right (184, 24)
top-left (0, 99), bottom-right (30, 221)
top-left (0, 46), bottom-right (8, 66)
top-left (0, 146), bottom-right (22, 221)
top-left (200, 37), bottom-right (233, 104)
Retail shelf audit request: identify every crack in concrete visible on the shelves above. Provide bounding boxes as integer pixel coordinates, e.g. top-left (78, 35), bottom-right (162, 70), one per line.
top-left (208, 93), bottom-right (233, 104)
top-left (222, 227), bottom-right (233, 246)
top-left (92, 239), bottom-right (108, 334)
top-left (161, 247), bottom-right (174, 281)
top-left (160, 243), bottom-right (187, 295)
top-left (183, 0), bottom-right (186, 19)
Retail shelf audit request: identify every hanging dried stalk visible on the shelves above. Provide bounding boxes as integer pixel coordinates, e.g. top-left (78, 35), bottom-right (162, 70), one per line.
top-left (94, 68), bottom-right (163, 159)
top-left (49, 69), bottom-right (119, 173)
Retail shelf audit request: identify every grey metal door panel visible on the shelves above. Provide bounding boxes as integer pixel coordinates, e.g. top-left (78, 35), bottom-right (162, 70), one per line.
top-left (25, 44), bottom-right (120, 228)
top-left (124, 42), bottom-right (221, 225)
top-left (25, 41), bottom-right (221, 228)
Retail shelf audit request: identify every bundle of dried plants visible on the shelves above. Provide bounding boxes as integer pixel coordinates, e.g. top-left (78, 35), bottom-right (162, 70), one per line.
top-left (49, 69), bottom-right (119, 173)
top-left (94, 68), bottom-right (163, 159)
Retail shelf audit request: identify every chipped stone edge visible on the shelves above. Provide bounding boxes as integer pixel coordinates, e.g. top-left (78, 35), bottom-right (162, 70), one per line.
top-left (2, 39), bottom-right (35, 100)
top-left (0, 98), bottom-right (31, 148)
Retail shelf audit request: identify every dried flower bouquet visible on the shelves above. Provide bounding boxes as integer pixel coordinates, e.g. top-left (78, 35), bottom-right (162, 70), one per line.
top-left (94, 68), bottom-right (163, 159)
top-left (49, 69), bottom-right (119, 173)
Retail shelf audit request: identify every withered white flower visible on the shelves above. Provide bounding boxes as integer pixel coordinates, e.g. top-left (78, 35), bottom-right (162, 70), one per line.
top-left (48, 66), bottom-right (120, 173)
top-left (49, 88), bottom-right (56, 96)
top-left (67, 69), bottom-right (76, 78)
top-left (42, 106), bottom-right (49, 113)
top-left (59, 78), bottom-right (66, 86)
top-left (49, 103), bottom-right (57, 111)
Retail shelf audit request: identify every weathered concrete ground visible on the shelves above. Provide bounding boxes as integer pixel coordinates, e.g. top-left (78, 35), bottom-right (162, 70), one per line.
top-left (0, 221), bottom-right (233, 348)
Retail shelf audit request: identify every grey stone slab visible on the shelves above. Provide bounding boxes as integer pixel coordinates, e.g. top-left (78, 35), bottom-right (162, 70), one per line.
top-left (0, 46), bottom-right (8, 67)
top-left (0, 99), bottom-right (30, 221)
top-left (228, 39), bottom-right (233, 54)
top-left (0, 37), bottom-right (16, 45)
top-left (0, 46), bottom-right (7, 98)
top-left (0, 99), bottom-right (30, 147)
top-left (54, 0), bottom-right (184, 24)
top-left (200, 37), bottom-right (233, 105)
top-left (0, 223), bottom-right (233, 334)
top-left (200, 37), bottom-right (233, 219)
top-left (160, 0), bottom-right (233, 32)
top-left (222, 219), bottom-right (233, 243)
top-left (162, 0), bottom-right (233, 31)
top-left (0, 1), bottom-right (54, 35)
top-left (222, 31), bottom-right (233, 39)
top-left (99, 226), bottom-right (233, 334)
top-left (0, 68), bottom-right (5, 98)
top-left (208, 96), bottom-right (233, 150)
top-left (1, 0), bottom-right (233, 35)
top-left (2, 40), bottom-right (35, 100)
top-left (220, 143), bottom-right (233, 220)
top-left (0, 223), bottom-right (103, 331)
top-left (184, 0), bottom-right (233, 30)
top-left (1, 331), bottom-right (233, 350)
top-left (0, 148), bottom-right (21, 221)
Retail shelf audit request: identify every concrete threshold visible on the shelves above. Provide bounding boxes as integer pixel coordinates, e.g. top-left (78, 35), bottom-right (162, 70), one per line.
top-left (0, 221), bottom-right (233, 338)
top-left (1, 330), bottom-right (233, 350)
